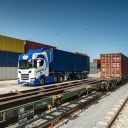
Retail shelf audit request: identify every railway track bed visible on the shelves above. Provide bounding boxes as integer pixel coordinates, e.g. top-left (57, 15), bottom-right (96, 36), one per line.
top-left (11, 91), bottom-right (105, 128)
top-left (0, 77), bottom-right (127, 127)
top-left (54, 82), bottom-right (128, 128)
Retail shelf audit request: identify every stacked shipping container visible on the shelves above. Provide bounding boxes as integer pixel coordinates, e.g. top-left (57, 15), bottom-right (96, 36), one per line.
top-left (93, 59), bottom-right (101, 64)
top-left (25, 40), bottom-right (56, 53)
top-left (0, 35), bottom-right (24, 80)
top-left (90, 62), bottom-right (100, 74)
top-left (101, 53), bottom-right (128, 78)
top-left (93, 59), bottom-right (101, 68)
top-left (0, 35), bottom-right (56, 80)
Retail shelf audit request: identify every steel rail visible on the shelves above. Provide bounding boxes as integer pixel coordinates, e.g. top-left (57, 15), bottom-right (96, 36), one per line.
top-left (106, 96), bottom-right (128, 128)
top-left (37, 92), bottom-right (106, 128)
top-left (0, 79), bottom-right (101, 102)
top-left (0, 78), bottom-right (100, 98)
top-left (0, 80), bottom-right (101, 111)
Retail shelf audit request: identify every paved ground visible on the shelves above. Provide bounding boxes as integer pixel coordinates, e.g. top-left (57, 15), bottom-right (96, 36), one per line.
top-left (0, 74), bottom-right (100, 95)
top-left (0, 80), bottom-right (37, 94)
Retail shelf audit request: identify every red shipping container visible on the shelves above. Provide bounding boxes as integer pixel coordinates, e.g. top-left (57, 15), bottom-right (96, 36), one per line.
top-left (93, 59), bottom-right (101, 64)
top-left (101, 53), bottom-right (128, 78)
top-left (25, 40), bottom-right (56, 53)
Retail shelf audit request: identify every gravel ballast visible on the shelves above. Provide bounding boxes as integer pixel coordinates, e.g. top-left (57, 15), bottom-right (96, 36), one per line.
top-left (56, 84), bottom-right (128, 128)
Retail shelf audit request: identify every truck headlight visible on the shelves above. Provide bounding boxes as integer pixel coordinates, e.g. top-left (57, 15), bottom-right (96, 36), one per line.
top-left (30, 78), bottom-right (35, 82)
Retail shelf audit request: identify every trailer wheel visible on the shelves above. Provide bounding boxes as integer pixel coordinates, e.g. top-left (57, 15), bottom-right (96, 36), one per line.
top-left (77, 74), bottom-right (81, 80)
top-left (83, 74), bottom-right (87, 79)
top-left (40, 78), bottom-right (45, 85)
top-left (58, 76), bottom-right (63, 82)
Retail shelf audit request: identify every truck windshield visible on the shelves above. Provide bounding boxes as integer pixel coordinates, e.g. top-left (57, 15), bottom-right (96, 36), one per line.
top-left (19, 60), bottom-right (37, 69)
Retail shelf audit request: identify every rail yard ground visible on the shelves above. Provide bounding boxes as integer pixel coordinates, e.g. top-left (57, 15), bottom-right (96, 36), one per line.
top-left (0, 79), bottom-right (84, 94)
top-left (4, 79), bottom-right (128, 128)
top-left (0, 80), bottom-right (34, 94)
top-left (0, 75), bottom-right (127, 128)
top-left (0, 73), bottom-right (100, 95)
top-left (54, 83), bottom-right (128, 128)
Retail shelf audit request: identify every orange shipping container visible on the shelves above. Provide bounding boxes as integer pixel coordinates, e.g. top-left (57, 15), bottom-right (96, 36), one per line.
top-left (101, 53), bottom-right (128, 78)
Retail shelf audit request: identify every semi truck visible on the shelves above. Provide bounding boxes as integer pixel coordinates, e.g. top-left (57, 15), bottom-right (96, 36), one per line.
top-left (18, 48), bottom-right (90, 85)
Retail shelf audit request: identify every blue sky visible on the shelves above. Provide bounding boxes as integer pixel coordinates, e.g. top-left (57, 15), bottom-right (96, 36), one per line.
top-left (0, 0), bottom-right (128, 60)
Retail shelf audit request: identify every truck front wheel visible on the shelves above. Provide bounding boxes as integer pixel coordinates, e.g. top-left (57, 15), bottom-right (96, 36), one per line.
top-left (40, 78), bottom-right (45, 85)
top-left (54, 76), bottom-right (58, 83)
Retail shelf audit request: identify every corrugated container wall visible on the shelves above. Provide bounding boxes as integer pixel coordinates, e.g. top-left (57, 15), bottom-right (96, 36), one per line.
top-left (101, 53), bottom-right (128, 78)
top-left (46, 49), bottom-right (90, 72)
top-left (0, 51), bottom-right (20, 67)
top-left (25, 40), bottom-right (56, 53)
top-left (0, 67), bottom-right (17, 80)
top-left (0, 35), bottom-right (24, 53)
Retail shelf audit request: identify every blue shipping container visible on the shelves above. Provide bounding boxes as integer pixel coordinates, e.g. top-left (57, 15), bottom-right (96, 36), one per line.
top-left (0, 51), bottom-right (20, 67)
top-left (46, 49), bottom-right (90, 72)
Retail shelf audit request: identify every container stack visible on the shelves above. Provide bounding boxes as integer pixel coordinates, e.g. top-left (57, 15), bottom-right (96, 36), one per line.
top-left (93, 59), bottom-right (101, 68)
top-left (90, 62), bottom-right (100, 74)
top-left (0, 35), bottom-right (24, 80)
top-left (25, 40), bottom-right (56, 53)
top-left (90, 59), bottom-right (101, 74)
top-left (0, 35), bottom-right (56, 80)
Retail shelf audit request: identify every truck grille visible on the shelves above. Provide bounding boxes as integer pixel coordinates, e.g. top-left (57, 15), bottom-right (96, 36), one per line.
top-left (21, 74), bottom-right (29, 80)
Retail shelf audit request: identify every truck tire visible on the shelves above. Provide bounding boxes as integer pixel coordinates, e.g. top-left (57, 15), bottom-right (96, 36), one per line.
top-left (58, 76), bottom-right (63, 82)
top-left (40, 78), bottom-right (45, 85)
top-left (82, 74), bottom-right (85, 79)
top-left (84, 75), bottom-right (87, 79)
top-left (77, 74), bottom-right (81, 80)
top-left (54, 76), bottom-right (58, 83)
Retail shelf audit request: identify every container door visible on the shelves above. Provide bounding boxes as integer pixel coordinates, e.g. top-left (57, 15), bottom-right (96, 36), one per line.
top-left (111, 54), bottom-right (121, 77)
top-left (101, 55), bottom-right (111, 77)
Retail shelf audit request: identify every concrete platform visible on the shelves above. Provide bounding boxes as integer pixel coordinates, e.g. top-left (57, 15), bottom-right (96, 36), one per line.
top-left (88, 73), bottom-right (101, 78)
top-left (0, 80), bottom-right (37, 95)
top-left (0, 76), bottom-right (100, 95)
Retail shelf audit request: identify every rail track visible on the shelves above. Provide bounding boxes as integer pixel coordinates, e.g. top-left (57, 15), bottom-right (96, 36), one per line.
top-left (106, 96), bottom-right (128, 128)
top-left (0, 78), bottom-right (102, 111)
top-left (25, 81), bottom-right (127, 128)
top-left (34, 91), bottom-right (106, 128)
top-left (0, 77), bottom-right (127, 127)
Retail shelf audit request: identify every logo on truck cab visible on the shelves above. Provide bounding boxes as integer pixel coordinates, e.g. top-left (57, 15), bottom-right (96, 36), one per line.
top-left (22, 55), bottom-right (29, 60)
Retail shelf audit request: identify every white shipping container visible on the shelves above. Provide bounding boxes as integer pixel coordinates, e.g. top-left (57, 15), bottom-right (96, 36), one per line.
top-left (0, 67), bottom-right (18, 80)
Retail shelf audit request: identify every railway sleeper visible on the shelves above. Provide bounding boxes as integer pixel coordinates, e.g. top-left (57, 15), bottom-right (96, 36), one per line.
top-left (0, 77), bottom-right (128, 127)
